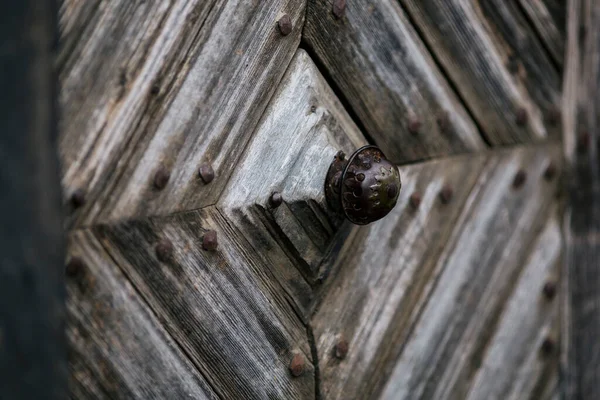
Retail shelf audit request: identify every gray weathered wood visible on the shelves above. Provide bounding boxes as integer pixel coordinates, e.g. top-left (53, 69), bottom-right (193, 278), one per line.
top-left (516, 0), bottom-right (566, 68)
top-left (311, 145), bottom-right (561, 400)
top-left (67, 230), bottom-right (217, 399)
top-left (218, 49), bottom-right (366, 319)
top-left (95, 207), bottom-right (314, 399)
top-left (304, 0), bottom-right (485, 164)
top-left (399, 0), bottom-right (562, 145)
top-left (59, 0), bottom-right (305, 228)
top-left (562, 0), bottom-right (600, 398)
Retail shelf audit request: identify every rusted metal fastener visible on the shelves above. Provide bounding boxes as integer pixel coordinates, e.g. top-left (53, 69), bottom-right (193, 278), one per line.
top-left (544, 162), bottom-right (557, 181)
top-left (71, 189), bottom-right (86, 209)
top-left (155, 239), bottom-right (174, 262)
top-left (546, 107), bottom-right (561, 127)
top-left (334, 338), bottom-right (349, 360)
top-left (407, 118), bottom-right (421, 135)
top-left (202, 230), bottom-right (218, 251)
top-left (439, 185), bottom-right (453, 204)
top-left (512, 169), bottom-right (527, 189)
top-left (66, 257), bottom-right (85, 277)
top-left (289, 353), bottom-right (305, 377)
top-left (409, 192), bottom-right (422, 209)
top-left (540, 336), bottom-right (555, 355)
top-left (154, 166), bottom-right (170, 190)
top-left (542, 281), bottom-right (557, 300)
top-left (515, 107), bottom-right (528, 126)
top-left (269, 192), bottom-right (283, 208)
top-left (325, 145), bottom-right (401, 225)
top-left (332, 0), bottom-right (346, 19)
top-left (278, 14), bottom-right (292, 36)
top-left (198, 163), bottom-right (215, 184)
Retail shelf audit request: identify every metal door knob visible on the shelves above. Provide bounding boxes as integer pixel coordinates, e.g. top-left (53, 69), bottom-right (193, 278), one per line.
top-left (325, 145), bottom-right (401, 225)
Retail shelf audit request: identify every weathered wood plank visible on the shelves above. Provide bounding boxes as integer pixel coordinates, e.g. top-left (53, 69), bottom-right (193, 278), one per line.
top-left (60, 0), bottom-right (305, 228)
top-left (67, 230), bottom-right (217, 399)
top-left (516, 0), bottom-right (566, 68)
top-left (311, 151), bottom-right (488, 399)
top-left (562, 0), bottom-right (600, 397)
top-left (399, 0), bottom-right (562, 145)
top-left (218, 49), bottom-right (366, 318)
top-left (311, 145), bottom-right (561, 399)
top-left (304, 0), bottom-right (485, 164)
top-left (95, 207), bottom-right (314, 399)
top-left (449, 213), bottom-right (560, 400)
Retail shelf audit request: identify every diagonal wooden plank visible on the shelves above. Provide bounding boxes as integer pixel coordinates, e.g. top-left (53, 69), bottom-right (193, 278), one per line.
top-left (399, 0), bottom-right (562, 145)
top-left (66, 230), bottom-right (218, 399)
top-left (311, 144), bottom-right (561, 400)
top-left (60, 0), bottom-right (305, 228)
top-left (94, 206), bottom-right (314, 399)
top-left (304, 0), bottom-right (485, 164)
top-left (218, 49), bottom-right (366, 319)
top-left (515, 0), bottom-right (566, 69)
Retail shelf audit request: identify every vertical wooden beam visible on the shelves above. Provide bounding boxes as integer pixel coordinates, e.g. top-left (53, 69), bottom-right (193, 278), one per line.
top-left (562, 0), bottom-right (600, 398)
top-left (0, 0), bottom-right (67, 398)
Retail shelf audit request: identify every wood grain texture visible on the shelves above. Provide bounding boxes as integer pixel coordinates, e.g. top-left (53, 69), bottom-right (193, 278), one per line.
top-left (303, 0), bottom-right (485, 164)
top-left (562, 0), bottom-right (600, 397)
top-left (218, 49), bottom-right (366, 318)
top-left (59, 0), bottom-right (304, 228)
top-left (67, 230), bottom-right (217, 400)
top-left (399, 0), bottom-right (562, 145)
top-left (516, 0), bottom-right (566, 68)
top-left (95, 206), bottom-right (314, 399)
top-left (311, 145), bottom-right (562, 400)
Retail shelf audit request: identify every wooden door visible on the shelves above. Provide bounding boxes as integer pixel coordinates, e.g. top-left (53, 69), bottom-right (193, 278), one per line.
top-left (59, 0), bottom-right (572, 398)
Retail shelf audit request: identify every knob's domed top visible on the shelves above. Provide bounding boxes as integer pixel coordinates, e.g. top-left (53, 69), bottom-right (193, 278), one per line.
top-left (325, 145), bottom-right (401, 225)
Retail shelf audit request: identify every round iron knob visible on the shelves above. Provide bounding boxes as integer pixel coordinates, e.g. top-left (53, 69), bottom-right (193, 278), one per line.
top-left (325, 145), bottom-right (401, 225)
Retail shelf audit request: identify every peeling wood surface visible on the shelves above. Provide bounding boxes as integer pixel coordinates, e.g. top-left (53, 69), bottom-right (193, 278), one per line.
top-left (562, 0), bottom-right (600, 398)
top-left (59, 0), bottom-right (305, 228)
top-left (312, 145), bottom-right (561, 400)
top-left (219, 49), bottom-right (365, 318)
top-left (399, 0), bottom-right (562, 145)
top-left (95, 207), bottom-right (314, 399)
top-left (304, 0), bottom-right (485, 164)
top-left (67, 231), bottom-right (217, 399)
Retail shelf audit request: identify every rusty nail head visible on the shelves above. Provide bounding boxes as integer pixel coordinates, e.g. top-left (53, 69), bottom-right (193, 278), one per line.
top-left (66, 257), bottom-right (85, 277)
top-left (289, 353), bottom-right (305, 377)
top-left (542, 281), bottom-right (556, 300)
top-left (269, 192), bottom-right (283, 208)
top-left (439, 185), bottom-right (453, 204)
top-left (544, 162), bottom-right (557, 181)
top-left (199, 163), bottom-right (215, 184)
top-left (408, 118), bottom-right (421, 135)
top-left (334, 339), bottom-right (349, 360)
top-left (155, 239), bottom-right (174, 262)
top-left (515, 107), bottom-right (528, 126)
top-left (278, 14), bottom-right (293, 36)
top-left (202, 230), bottom-right (218, 251)
top-left (577, 132), bottom-right (590, 153)
top-left (154, 166), bottom-right (170, 190)
top-left (512, 169), bottom-right (527, 189)
top-left (71, 189), bottom-right (86, 209)
top-left (409, 192), bottom-right (422, 209)
top-left (540, 336), bottom-right (555, 355)
top-left (546, 107), bottom-right (561, 127)
top-left (332, 0), bottom-right (346, 19)
top-left (436, 111), bottom-right (449, 132)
